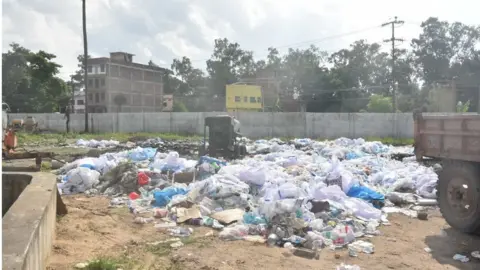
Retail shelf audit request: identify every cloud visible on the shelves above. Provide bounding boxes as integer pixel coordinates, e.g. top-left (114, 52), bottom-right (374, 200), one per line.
top-left (3, 0), bottom-right (479, 79)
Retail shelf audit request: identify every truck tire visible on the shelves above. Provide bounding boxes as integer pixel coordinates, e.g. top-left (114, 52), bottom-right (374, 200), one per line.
top-left (438, 160), bottom-right (480, 234)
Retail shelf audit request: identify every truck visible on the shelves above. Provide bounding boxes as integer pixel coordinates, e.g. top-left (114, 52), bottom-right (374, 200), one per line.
top-left (414, 112), bottom-right (480, 233)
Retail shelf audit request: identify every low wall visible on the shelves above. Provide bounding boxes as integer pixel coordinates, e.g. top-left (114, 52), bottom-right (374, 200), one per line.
top-left (2, 172), bottom-right (57, 270)
top-left (2, 174), bottom-right (32, 216)
top-left (8, 112), bottom-right (416, 138)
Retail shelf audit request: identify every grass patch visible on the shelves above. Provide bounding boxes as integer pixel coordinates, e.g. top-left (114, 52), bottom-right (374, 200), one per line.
top-left (109, 206), bottom-right (130, 216)
top-left (145, 236), bottom-right (199, 257)
top-left (16, 132), bottom-right (201, 146)
top-left (180, 236), bottom-right (198, 245)
top-left (83, 258), bottom-right (119, 270)
top-left (166, 261), bottom-right (185, 270)
top-left (146, 241), bottom-right (173, 257)
top-left (81, 255), bottom-right (136, 270)
top-left (40, 161), bottom-right (52, 172)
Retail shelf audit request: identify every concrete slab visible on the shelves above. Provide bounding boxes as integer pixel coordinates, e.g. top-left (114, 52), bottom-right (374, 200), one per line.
top-left (2, 172), bottom-right (58, 270)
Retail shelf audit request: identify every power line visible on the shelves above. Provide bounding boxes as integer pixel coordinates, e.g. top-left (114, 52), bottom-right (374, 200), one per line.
top-left (188, 25), bottom-right (383, 63)
top-left (382, 16), bottom-right (405, 113)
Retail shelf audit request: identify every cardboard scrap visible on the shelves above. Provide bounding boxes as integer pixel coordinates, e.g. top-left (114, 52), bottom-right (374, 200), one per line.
top-left (210, 208), bottom-right (244, 224)
top-left (175, 205), bottom-right (202, 223)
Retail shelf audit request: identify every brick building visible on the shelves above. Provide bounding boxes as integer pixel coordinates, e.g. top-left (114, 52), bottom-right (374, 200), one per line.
top-left (86, 52), bottom-right (168, 113)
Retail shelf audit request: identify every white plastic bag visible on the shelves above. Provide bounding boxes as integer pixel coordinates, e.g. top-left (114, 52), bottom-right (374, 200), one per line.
top-left (238, 167), bottom-right (266, 186)
top-left (219, 225), bottom-right (249, 240)
top-left (312, 185), bottom-right (348, 202)
top-left (415, 170), bottom-right (438, 198)
top-left (61, 167), bottom-right (100, 194)
top-left (310, 219), bottom-right (324, 231)
top-left (278, 182), bottom-right (306, 199)
top-left (344, 198), bottom-right (382, 220)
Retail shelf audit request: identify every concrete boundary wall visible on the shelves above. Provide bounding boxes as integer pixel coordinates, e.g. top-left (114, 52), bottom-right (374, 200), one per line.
top-left (2, 172), bottom-right (57, 270)
top-left (8, 112), bottom-right (417, 138)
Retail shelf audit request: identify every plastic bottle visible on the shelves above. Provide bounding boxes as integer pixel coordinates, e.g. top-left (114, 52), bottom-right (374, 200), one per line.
top-left (284, 235), bottom-right (306, 245)
top-left (138, 187), bottom-right (149, 198)
top-left (168, 227), bottom-right (193, 237)
top-left (133, 217), bottom-right (154, 224)
top-left (267, 234), bottom-right (279, 247)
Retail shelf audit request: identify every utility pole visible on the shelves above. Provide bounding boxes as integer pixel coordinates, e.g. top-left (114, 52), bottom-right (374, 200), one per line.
top-left (82, 0), bottom-right (89, 132)
top-left (70, 77), bottom-right (75, 113)
top-left (382, 16), bottom-right (404, 113)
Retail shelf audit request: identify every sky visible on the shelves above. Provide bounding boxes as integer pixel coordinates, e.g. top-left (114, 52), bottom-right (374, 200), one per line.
top-left (3, 0), bottom-right (480, 80)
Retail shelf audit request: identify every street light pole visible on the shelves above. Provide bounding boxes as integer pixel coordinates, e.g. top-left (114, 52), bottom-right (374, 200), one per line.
top-left (82, 0), bottom-right (89, 132)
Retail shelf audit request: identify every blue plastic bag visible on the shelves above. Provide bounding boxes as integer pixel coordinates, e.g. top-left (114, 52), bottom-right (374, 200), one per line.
top-left (198, 156), bottom-right (227, 167)
top-left (79, 164), bottom-right (95, 170)
top-left (346, 185), bottom-right (385, 208)
top-left (153, 187), bottom-right (188, 207)
top-left (128, 147), bottom-right (157, 161)
top-left (243, 212), bottom-right (267, 225)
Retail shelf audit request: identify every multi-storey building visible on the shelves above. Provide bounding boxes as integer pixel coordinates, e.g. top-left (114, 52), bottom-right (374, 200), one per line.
top-left (72, 91), bottom-right (85, 114)
top-left (86, 52), bottom-right (167, 113)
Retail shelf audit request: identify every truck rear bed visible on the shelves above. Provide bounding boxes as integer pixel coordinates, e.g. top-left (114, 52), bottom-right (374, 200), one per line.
top-left (414, 113), bottom-right (480, 162)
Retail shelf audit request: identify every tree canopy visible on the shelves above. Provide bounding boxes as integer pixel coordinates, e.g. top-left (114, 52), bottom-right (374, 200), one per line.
top-left (166, 17), bottom-right (480, 112)
top-left (4, 16), bottom-right (479, 113)
top-left (2, 43), bottom-right (71, 113)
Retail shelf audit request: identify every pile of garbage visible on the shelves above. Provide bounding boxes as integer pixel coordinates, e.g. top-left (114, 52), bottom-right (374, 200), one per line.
top-left (74, 138), bottom-right (201, 156)
top-left (57, 137), bottom-right (439, 260)
top-left (75, 139), bottom-right (121, 148)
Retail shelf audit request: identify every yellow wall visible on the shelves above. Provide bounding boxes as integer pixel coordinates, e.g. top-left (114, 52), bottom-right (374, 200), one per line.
top-left (226, 84), bottom-right (263, 111)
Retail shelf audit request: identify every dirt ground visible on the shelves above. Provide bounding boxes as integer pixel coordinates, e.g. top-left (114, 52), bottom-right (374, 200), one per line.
top-left (46, 196), bottom-right (480, 270)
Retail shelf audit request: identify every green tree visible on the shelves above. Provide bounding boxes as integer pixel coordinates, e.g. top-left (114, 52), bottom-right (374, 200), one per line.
top-left (456, 100), bottom-right (470, 112)
top-left (149, 60), bottom-right (178, 95)
top-left (173, 100), bottom-right (188, 112)
top-left (206, 38), bottom-right (257, 96)
top-left (366, 94), bottom-right (393, 112)
top-left (2, 43), bottom-right (69, 113)
top-left (412, 17), bottom-right (480, 84)
top-left (171, 56), bottom-right (206, 95)
top-left (72, 54), bottom-right (91, 89)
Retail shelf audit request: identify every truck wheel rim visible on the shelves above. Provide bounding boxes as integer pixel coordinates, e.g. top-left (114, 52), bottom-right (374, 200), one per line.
top-left (447, 177), bottom-right (476, 218)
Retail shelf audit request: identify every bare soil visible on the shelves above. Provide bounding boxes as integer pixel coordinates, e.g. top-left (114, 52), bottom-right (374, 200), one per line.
top-left (46, 196), bottom-right (480, 270)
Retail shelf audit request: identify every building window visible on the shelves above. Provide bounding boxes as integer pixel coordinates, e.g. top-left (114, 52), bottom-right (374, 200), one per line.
top-left (88, 79), bottom-right (93, 87)
top-left (100, 64), bottom-right (105, 72)
top-left (94, 78), bottom-right (99, 88)
top-left (243, 97), bottom-right (247, 102)
top-left (235, 96), bottom-right (241, 102)
top-left (77, 99), bottom-right (84, 105)
top-left (95, 93), bottom-right (99, 103)
top-left (250, 97), bottom-right (256, 103)
top-left (88, 94), bottom-right (93, 101)
top-left (100, 78), bottom-right (105, 86)
top-left (257, 97), bottom-right (262, 103)
top-left (87, 65), bottom-right (93, 73)
top-left (100, 93), bottom-right (105, 101)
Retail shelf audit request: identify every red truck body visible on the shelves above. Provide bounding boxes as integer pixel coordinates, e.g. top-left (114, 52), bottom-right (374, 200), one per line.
top-left (414, 113), bottom-right (480, 162)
